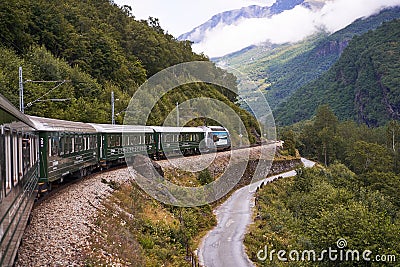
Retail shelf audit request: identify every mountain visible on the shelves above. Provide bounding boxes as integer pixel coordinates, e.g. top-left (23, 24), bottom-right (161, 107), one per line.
top-left (215, 7), bottom-right (400, 110)
top-left (274, 18), bottom-right (400, 126)
top-left (178, 0), bottom-right (306, 43)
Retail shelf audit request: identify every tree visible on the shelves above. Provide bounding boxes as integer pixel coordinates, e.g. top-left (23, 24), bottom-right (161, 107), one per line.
top-left (300, 105), bottom-right (340, 165)
top-left (346, 140), bottom-right (393, 174)
top-left (281, 129), bottom-right (297, 156)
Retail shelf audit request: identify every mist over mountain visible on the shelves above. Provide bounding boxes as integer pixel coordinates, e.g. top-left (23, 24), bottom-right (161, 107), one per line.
top-left (214, 7), bottom-right (400, 112)
top-left (178, 0), bottom-right (305, 43)
top-left (179, 0), bottom-right (400, 57)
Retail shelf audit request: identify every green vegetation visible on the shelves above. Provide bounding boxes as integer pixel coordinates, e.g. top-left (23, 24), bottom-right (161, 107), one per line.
top-left (0, 0), bottom-right (259, 138)
top-left (246, 165), bottom-right (400, 266)
top-left (87, 182), bottom-right (216, 266)
top-left (215, 7), bottom-right (400, 110)
top-left (246, 106), bottom-right (400, 266)
top-left (275, 18), bottom-right (400, 126)
top-left (197, 169), bottom-right (214, 186)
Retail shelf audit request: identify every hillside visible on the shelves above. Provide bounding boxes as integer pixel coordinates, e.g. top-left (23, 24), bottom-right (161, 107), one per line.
top-left (275, 19), bottom-right (400, 126)
top-left (0, 0), bottom-right (260, 137)
top-left (215, 7), bottom-right (400, 110)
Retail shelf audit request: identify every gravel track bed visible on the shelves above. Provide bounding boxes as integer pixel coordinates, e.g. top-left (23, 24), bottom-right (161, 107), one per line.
top-left (15, 146), bottom-right (268, 266)
top-left (15, 168), bottom-right (133, 267)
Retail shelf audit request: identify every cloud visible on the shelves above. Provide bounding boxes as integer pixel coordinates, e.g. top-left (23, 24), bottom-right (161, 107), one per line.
top-left (192, 0), bottom-right (400, 57)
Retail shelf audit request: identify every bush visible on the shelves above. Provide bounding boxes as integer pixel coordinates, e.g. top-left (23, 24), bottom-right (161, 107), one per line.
top-left (197, 169), bottom-right (214, 185)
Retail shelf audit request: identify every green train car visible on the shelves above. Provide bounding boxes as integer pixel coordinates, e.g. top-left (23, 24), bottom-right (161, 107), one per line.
top-left (89, 124), bottom-right (155, 168)
top-left (29, 116), bottom-right (99, 190)
top-left (0, 94), bottom-right (38, 266)
top-left (150, 126), bottom-right (204, 159)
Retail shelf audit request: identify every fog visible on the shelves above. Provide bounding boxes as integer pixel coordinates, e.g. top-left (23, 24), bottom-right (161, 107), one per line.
top-left (193, 0), bottom-right (400, 57)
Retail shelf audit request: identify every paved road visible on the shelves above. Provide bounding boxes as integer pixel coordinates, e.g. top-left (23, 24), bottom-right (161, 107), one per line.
top-left (198, 158), bottom-right (315, 267)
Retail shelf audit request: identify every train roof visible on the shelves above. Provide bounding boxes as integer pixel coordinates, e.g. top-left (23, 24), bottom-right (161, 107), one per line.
top-left (198, 126), bottom-right (228, 132)
top-left (28, 116), bottom-right (97, 133)
top-left (89, 123), bottom-right (153, 133)
top-left (150, 126), bottom-right (204, 133)
top-left (0, 93), bottom-right (36, 130)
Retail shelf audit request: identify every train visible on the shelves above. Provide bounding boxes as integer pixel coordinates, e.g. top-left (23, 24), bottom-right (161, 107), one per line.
top-left (0, 93), bottom-right (231, 265)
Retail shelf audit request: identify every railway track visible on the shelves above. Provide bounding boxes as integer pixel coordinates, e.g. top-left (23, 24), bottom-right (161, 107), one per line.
top-left (33, 164), bottom-right (127, 207)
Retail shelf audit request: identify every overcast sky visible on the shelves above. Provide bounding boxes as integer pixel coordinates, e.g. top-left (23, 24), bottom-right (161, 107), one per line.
top-left (113, 0), bottom-right (276, 36)
top-left (113, 0), bottom-right (400, 57)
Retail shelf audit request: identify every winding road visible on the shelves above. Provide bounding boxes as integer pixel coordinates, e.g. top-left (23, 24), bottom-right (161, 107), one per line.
top-left (198, 158), bottom-right (315, 267)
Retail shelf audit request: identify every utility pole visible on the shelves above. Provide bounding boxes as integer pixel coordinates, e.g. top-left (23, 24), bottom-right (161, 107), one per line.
top-left (19, 67), bottom-right (24, 113)
top-left (111, 91), bottom-right (115, 125)
top-left (19, 67), bottom-right (72, 111)
top-left (176, 102), bottom-right (179, 127)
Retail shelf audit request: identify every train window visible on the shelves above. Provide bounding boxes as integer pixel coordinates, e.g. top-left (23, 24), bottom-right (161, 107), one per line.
top-left (51, 136), bottom-right (59, 157)
top-left (65, 136), bottom-right (70, 154)
top-left (18, 134), bottom-right (23, 180)
top-left (90, 135), bottom-right (96, 149)
top-left (0, 162), bottom-right (2, 202)
top-left (13, 133), bottom-right (18, 186)
top-left (145, 134), bottom-right (153, 144)
top-left (107, 135), bottom-right (112, 147)
top-left (59, 136), bottom-right (64, 156)
top-left (22, 137), bottom-right (30, 176)
top-left (71, 137), bottom-right (75, 153)
top-left (123, 135), bottom-right (128, 146)
top-left (108, 135), bottom-right (121, 147)
top-left (165, 134), bottom-right (173, 143)
top-left (29, 135), bottom-right (34, 167)
top-left (132, 135), bottom-right (138, 145)
top-left (48, 137), bottom-right (52, 157)
top-left (5, 131), bottom-right (11, 195)
top-left (75, 136), bottom-right (83, 152)
top-left (31, 136), bottom-right (37, 165)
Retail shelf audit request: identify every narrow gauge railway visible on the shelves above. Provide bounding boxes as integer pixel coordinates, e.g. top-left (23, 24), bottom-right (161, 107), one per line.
top-left (0, 92), bottom-right (231, 266)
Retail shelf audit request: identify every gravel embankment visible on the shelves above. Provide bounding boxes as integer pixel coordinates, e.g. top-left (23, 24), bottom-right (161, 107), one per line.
top-left (15, 168), bottom-right (133, 266)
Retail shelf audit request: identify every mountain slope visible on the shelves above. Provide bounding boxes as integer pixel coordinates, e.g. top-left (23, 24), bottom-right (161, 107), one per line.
top-left (274, 19), bottom-right (400, 126)
top-left (215, 7), bottom-right (400, 109)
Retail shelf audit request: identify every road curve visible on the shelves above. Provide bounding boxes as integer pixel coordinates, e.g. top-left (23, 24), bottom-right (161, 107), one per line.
top-left (198, 158), bottom-right (315, 267)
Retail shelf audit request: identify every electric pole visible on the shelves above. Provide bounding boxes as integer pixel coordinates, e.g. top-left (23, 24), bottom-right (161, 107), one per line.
top-left (19, 67), bottom-right (24, 113)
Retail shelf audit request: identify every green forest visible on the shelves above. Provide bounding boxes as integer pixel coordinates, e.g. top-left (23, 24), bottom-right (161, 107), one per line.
top-left (246, 106), bottom-right (400, 266)
top-left (0, 0), bottom-right (258, 138)
top-left (215, 7), bottom-right (400, 111)
top-left (275, 19), bottom-right (400, 126)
